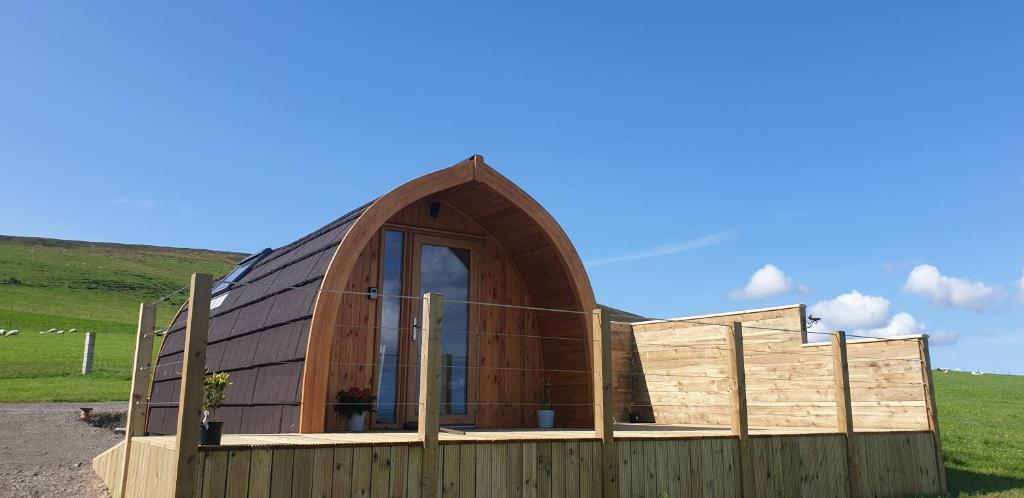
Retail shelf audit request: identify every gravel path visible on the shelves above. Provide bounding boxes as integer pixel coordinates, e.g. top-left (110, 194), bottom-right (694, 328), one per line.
top-left (0, 402), bottom-right (127, 498)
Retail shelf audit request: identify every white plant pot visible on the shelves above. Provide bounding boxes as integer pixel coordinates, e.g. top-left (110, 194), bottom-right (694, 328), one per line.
top-left (348, 412), bottom-right (367, 432)
top-left (537, 409), bottom-right (555, 429)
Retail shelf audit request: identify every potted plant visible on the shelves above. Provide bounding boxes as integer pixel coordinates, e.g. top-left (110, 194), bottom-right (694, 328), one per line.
top-left (335, 387), bottom-right (376, 432)
top-left (200, 370), bottom-right (231, 445)
top-left (535, 377), bottom-right (555, 429)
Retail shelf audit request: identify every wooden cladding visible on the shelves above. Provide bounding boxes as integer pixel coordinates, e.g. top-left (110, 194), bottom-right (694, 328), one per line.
top-left (323, 193), bottom-right (589, 430)
top-left (303, 156), bottom-right (596, 432)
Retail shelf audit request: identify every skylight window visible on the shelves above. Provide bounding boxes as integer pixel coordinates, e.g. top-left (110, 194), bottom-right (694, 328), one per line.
top-left (213, 248), bottom-right (272, 295)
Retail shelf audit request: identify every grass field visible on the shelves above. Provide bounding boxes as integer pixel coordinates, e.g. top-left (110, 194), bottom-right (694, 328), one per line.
top-left (0, 235), bottom-right (244, 401)
top-left (0, 235), bottom-right (1021, 497)
top-left (935, 372), bottom-right (1024, 497)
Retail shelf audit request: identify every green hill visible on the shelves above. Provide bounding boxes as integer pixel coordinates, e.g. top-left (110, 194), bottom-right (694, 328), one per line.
top-left (0, 235), bottom-right (245, 401)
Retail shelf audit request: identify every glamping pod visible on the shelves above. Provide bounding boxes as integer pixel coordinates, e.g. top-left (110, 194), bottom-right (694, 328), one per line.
top-left (97, 155), bottom-right (946, 498)
top-left (147, 155), bottom-right (597, 435)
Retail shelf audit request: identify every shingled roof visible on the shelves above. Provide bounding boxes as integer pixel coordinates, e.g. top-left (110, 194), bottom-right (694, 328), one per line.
top-left (147, 203), bottom-right (370, 435)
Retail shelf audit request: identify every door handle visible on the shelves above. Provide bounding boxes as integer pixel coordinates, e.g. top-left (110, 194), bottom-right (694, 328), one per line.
top-left (412, 317), bottom-right (418, 342)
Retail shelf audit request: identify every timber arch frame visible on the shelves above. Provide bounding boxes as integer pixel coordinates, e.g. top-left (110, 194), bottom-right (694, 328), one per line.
top-left (299, 155), bottom-right (597, 432)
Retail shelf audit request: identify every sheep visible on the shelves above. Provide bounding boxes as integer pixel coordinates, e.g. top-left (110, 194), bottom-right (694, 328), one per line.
top-left (57, 330), bottom-right (65, 335)
top-left (69, 328), bottom-right (78, 333)
top-left (0, 329), bottom-right (6, 335)
top-left (6, 330), bottom-right (17, 337)
top-left (40, 330), bottom-right (48, 334)
top-left (47, 328), bottom-right (57, 333)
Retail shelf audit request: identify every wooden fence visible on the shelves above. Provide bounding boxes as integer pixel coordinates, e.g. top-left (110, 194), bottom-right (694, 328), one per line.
top-left (94, 429), bottom-right (945, 498)
top-left (613, 305), bottom-right (936, 432)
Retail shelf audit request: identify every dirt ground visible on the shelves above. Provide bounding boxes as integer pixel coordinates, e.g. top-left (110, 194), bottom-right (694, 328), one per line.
top-left (0, 402), bottom-right (126, 498)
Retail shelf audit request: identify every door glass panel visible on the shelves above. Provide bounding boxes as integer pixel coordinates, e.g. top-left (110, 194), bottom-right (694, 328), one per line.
top-left (419, 244), bottom-right (471, 416)
top-left (375, 230), bottom-right (404, 424)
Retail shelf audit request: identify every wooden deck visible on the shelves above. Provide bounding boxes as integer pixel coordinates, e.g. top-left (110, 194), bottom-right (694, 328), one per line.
top-left (94, 427), bottom-right (944, 498)
top-left (128, 425), bottom-right (860, 450)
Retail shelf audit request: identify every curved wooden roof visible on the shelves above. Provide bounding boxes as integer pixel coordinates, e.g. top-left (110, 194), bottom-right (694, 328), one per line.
top-left (147, 155), bottom-right (596, 435)
top-left (147, 205), bottom-right (368, 434)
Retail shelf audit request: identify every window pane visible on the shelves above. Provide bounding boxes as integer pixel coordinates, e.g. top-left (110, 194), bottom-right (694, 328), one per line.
top-left (418, 244), bottom-right (470, 416)
top-left (375, 230), bottom-right (404, 424)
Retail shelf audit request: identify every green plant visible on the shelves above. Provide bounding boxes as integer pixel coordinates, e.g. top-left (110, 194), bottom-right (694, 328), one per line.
top-left (535, 376), bottom-right (553, 410)
top-left (334, 387), bottom-right (376, 418)
top-left (203, 370), bottom-right (231, 424)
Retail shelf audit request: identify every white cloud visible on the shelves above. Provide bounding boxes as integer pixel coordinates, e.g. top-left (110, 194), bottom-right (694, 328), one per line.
top-left (584, 231), bottom-right (734, 268)
top-left (807, 305), bottom-right (958, 346)
top-left (1016, 270), bottom-right (1024, 303)
top-left (729, 264), bottom-right (803, 299)
top-left (809, 290), bottom-right (891, 330)
top-left (861, 311), bottom-right (922, 337)
top-left (903, 264), bottom-right (1003, 312)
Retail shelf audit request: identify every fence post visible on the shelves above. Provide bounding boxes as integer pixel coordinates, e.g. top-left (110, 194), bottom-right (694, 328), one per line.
top-left (418, 293), bottom-right (444, 498)
top-left (918, 336), bottom-right (947, 493)
top-left (118, 302), bottom-right (158, 498)
top-left (173, 273), bottom-right (211, 498)
top-left (831, 331), bottom-right (854, 433)
top-left (726, 322), bottom-right (753, 497)
top-left (832, 331), bottom-right (860, 498)
top-left (82, 332), bottom-right (96, 374)
top-left (592, 307), bottom-right (618, 498)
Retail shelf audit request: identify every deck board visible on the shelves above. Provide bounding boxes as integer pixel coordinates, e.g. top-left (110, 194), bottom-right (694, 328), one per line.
top-left (135, 424), bottom-right (917, 451)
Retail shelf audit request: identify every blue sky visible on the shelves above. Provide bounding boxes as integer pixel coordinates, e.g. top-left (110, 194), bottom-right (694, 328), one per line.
top-left (1, 2), bottom-right (1021, 373)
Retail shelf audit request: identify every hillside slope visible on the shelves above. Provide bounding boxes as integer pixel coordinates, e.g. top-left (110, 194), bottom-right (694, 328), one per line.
top-left (0, 235), bottom-right (246, 326)
top-left (0, 235), bottom-right (246, 401)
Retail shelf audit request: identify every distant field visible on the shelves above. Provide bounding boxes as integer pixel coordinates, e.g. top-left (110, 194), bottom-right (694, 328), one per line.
top-left (0, 235), bottom-right (244, 402)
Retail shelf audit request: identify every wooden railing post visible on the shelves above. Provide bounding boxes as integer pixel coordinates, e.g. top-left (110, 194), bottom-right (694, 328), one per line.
top-left (592, 308), bottom-right (618, 498)
top-left (117, 302), bottom-right (158, 498)
top-left (174, 273), bottom-right (211, 498)
top-left (918, 335), bottom-right (947, 493)
top-left (418, 293), bottom-right (444, 498)
top-left (832, 331), bottom-right (860, 498)
top-left (726, 322), bottom-right (754, 497)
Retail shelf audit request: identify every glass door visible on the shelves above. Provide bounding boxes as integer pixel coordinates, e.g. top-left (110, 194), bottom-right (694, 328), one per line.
top-left (373, 228), bottom-right (479, 428)
top-left (405, 234), bottom-right (478, 425)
